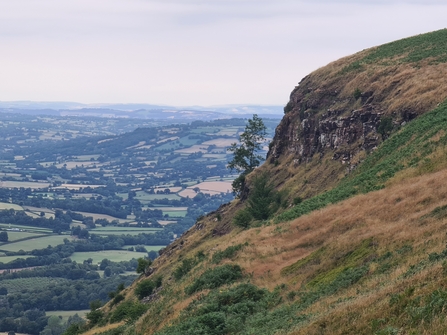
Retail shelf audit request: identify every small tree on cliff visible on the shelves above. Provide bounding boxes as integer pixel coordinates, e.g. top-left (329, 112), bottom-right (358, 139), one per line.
top-left (227, 114), bottom-right (267, 196)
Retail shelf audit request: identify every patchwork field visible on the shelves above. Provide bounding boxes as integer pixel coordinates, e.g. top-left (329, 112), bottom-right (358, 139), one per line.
top-left (0, 224), bottom-right (53, 233)
top-left (0, 181), bottom-right (51, 189)
top-left (189, 181), bottom-right (232, 193)
top-left (71, 211), bottom-right (132, 224)
top-left (46, 309), bottom-right (89, 320)
top-left (0, 235), bottom-right (74, 252)
top-left (70, 250), bottom-right (148, 263)
top-left (3, 231), bottom-right (47, 242)
top-left (0, 202), bottom-right (23, 210)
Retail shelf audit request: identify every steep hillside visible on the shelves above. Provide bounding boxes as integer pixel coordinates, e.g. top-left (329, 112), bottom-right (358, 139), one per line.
top-left (72, 29), bottom-right (447, 335)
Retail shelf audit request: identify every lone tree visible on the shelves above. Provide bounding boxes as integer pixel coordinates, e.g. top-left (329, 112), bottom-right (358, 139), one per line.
top-left (227, 114), bottom-right (267, 196)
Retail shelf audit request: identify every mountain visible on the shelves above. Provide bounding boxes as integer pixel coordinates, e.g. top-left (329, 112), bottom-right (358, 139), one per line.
top-left (0, 102), bottom-right (283, 121)
top-left (73, 29), bottom-right (447, 335)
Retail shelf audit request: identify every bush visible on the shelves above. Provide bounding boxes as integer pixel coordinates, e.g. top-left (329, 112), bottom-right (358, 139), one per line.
top-left (135, 280), bottom-right (155, 299)
top-left (185, 264), bottom-right (243, 295)
top-left (247, 173), bottom-right (278, 220)
top-left (110, 300), bottom-right (148, 323)
top-left (112, 293), bottom-right (125, 305)
top-left (86, 300), bottom-right (103, 326)
top-left (173, 258), bottom-right (195, 281)
top-left (233, 209), bottom-right (252, 229)
top-left (212, 243), bottom-right (247, 264)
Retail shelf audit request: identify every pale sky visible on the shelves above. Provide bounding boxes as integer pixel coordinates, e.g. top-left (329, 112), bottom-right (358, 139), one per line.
top-left (0, 0), bottom-right (446, 106)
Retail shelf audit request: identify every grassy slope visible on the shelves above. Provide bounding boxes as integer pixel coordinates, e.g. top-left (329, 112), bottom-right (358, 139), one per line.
top-left (77, 29), bottom-right (447, 335)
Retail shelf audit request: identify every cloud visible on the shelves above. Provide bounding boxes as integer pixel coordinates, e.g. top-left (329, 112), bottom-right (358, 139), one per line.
top-left (0, 0), bottom-right (446, 105)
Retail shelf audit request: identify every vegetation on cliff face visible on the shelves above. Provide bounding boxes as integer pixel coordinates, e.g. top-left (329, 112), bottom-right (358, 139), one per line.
top-left (72, 29), bottom-right (447, 335)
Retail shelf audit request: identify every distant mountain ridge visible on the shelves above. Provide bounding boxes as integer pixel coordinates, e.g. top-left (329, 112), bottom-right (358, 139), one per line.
top-left (0, 101), bottom-right (283, 120)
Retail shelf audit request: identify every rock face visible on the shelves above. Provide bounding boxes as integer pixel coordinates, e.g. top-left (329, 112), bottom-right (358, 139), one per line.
top-left (267, 83), bottom-right (384, 170)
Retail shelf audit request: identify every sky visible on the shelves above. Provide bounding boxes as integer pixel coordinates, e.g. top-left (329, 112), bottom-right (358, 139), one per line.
top-left (0, 0), bottom-right (446, 106)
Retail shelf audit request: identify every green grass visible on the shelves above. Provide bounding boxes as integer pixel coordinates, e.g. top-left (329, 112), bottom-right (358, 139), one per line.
top-left (0, 224), bottom-right (53, 233)
top-left (0, 202), bottom-right (23, 210)
top-left (0, 235), bottom-right (72, 252)
top-left (276, 98), bottom-right (447, 223)
top-left (163, 210), bottom-right (187, 217)
top-left (122, 245), bottom-right (165, 251)
top-left (93, 227), bottom-right (162, 232)
top-left (134, 192), bottom-right (181, 201)
top-left (92, 231), bottom-right (159, 236)
top-left (2, 231), bottom-right (47, 242)
top-left (70, 250), bottom-right (148, 263)
top-left (343, 29), bottom-right (447, 73)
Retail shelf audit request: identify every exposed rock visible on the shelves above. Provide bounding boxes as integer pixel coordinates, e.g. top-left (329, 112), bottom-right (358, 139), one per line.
top-left (268, 84), bottom-right (384, 169)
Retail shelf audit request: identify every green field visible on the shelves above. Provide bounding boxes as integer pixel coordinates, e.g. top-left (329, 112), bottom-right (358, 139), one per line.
top-left (122, 245), bottom-right (164, 252)
top-left (91, 227), bottom-right (162, 236)
top-left (0, 202), bottom-right (23, 210)
top-left (0, 181), bottom-right (51, 189)
top-left (46, 310), bottom-right (89, 320)
top-left (0, 224), bottom-right (53, 234)
top-left (134, 192), bottom-right (181, 202)
top-left (0, 235), bottom-right (73, 252)
top-left (3, 231), bottom-right (47, 242)
top-left (70, 250), bottom-right (148, 263)
top-left (93, 227), bottom-right (162, 232)
top-left (163, 210), bottom-right (187, 217)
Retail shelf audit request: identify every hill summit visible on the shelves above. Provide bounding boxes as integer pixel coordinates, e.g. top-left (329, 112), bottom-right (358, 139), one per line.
top-left (74, 29), bottom-right (447, 335)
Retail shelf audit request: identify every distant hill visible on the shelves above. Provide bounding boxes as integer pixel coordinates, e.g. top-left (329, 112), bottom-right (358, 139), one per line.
top-left (74, 29), bottom-right (447, 335)
top-left (0, 102), bottom-right (283, 121)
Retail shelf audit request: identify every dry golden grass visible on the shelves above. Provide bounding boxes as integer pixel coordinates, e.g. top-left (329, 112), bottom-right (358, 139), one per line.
top-left (88, 165), bottom-right (447, 334)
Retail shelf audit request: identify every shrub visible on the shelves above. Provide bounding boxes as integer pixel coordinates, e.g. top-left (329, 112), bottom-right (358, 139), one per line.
top-left (173, 258), bottom-right (195, 281)
top-left (378, 116), bottom-right (393, 139)
top-left (110, 300), bottom-right (148, 323)
top-left (247, 173), bottom-right (278, 220)
top-left (185, 264), bottom-right (243, 295)
top-left (86, 300), bottom-right (103, 326)
top-left (353, 88), bottom-right (362, 99)
top-left (233, 209), bottom-right (252, 229)
top-left (112, 293), bottom-right (125, 305)
top-left (212, 243), bottom-right (247, 264)
top-left (135, 280), bottom-right (155, 299)
top-left (136, 258), bottom-right (152, 274)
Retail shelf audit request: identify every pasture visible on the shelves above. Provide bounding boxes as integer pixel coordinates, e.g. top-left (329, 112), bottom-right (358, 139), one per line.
top-left (0, 235), bottom-right (74, 252)
top-left (46, 310), bottom-right (89, 320)
top-left (0, 181), bottom-right (50, 189)
top-left (70, 211), bottom-right (131, 224)
top-left (121, 245), bottom-right (164, 252)
top-left (3, 231), bottom-right (47, 242)
top-left (202, 138), bottom-right (236, 147)
top-left (163, 210), bottom-right (187, 217)
top-left (178, 189), bottom-right (198, 198)
top-left (190, 181), bottom-right (232, 193)
top-left (91, 226), bottom-right (162, 236)
top-left (174, 145), bottom-right (209, 154)
top-left (0, 202), bottom-right (23, 210)
top-left (70, 250), bottom-right (148, 263)
top-left (133, 192), bottom-right (181, 202)
top-left (0, 224), bottom-right (53, 234)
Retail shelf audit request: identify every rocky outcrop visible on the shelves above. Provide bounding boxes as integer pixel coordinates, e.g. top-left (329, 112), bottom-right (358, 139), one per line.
top-left (268, 84), bottom-right (384, 170)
